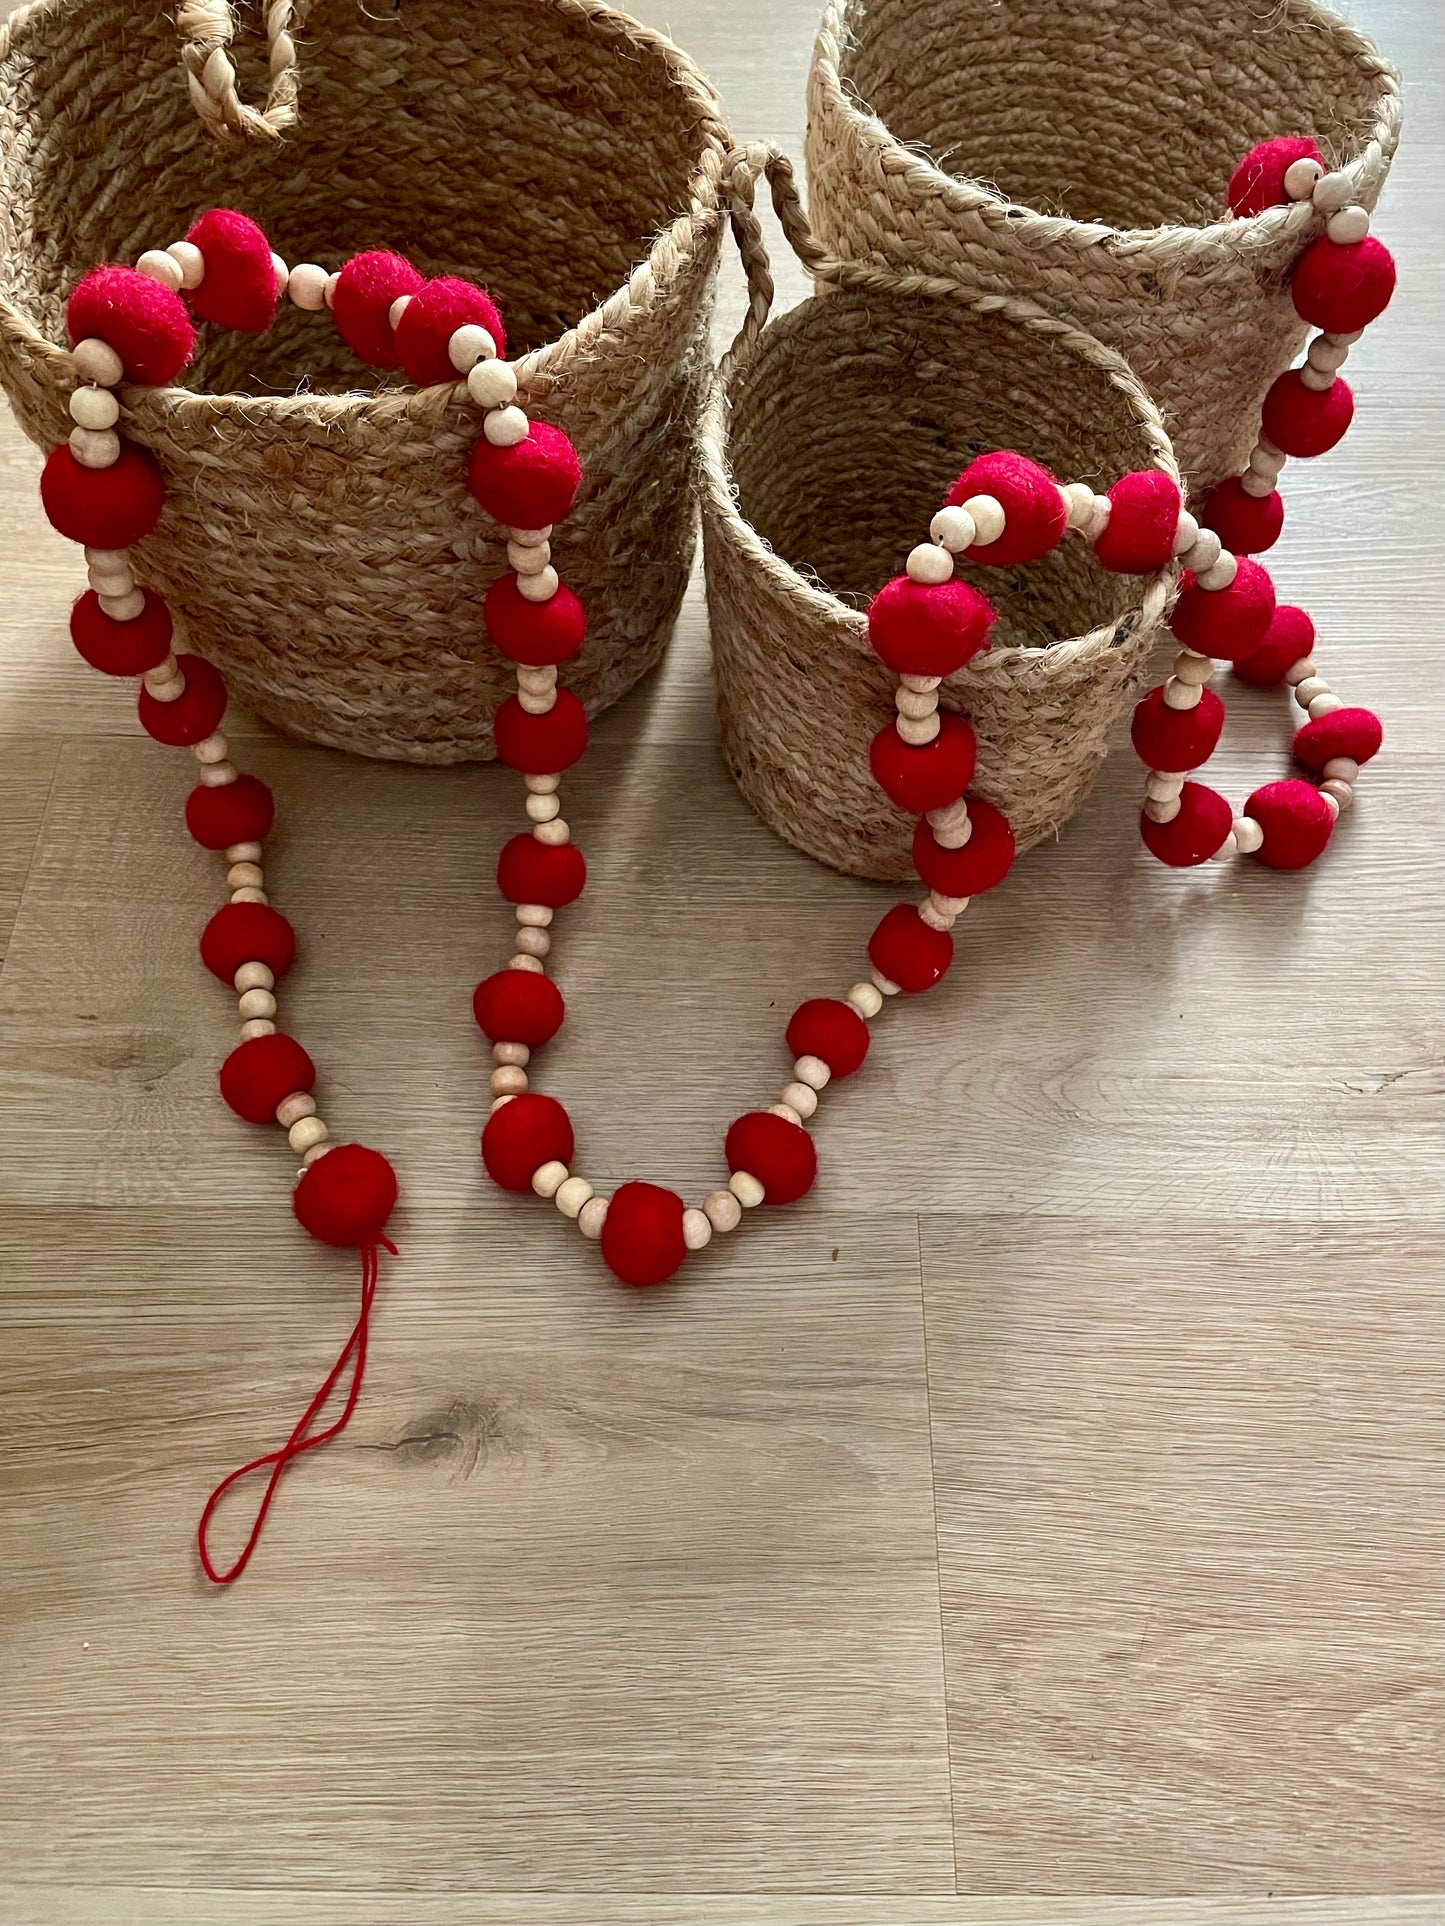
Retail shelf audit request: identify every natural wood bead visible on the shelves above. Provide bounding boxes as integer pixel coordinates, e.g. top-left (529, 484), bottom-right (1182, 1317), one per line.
top-left (493, 1041), bottom-right (531, 1066)
top-left (1209, 831), bottom-right (1239, 863)
top-left (930, 891), bottom-right (969, 921)
top-left (507, 524), bottom-right (554, 547)
top-left (1284, 657), bottom-right (1318, 686)
top-left (928, 798), bottom-right (972, 849)
top-left (490, 1094), bottom-right (517, 1115)
top-left (555, 1176), bottom-right (594, 1219)
top-left (1195, 551), bottom-right (1238, 592)
top-left (323, 273), bottom-right (341, 308)
top-left (896, 711), bottom-right (941, 747)
top-left (1061, 481), bottom-right (1096, 531)
top-left (508, 540), bottom-right (552, 576)
top-left (1144, 794), bottom-right (1182, 824)
top-left (387, 294), bottom-right (412, 330)
top-left (517, 566), bottom-right (560, 604)
top-left (71, 337), bottom-right (124, 386)
top-left (1298, 363), bottom-right (1337, 394)
top-left (88, 563), bottom-right (135, 599)
top-left (900, 673), bottom-right (944, 694)
top-left (793, 1054), bottom-right (831, 1092)
top-left (513, 926), bottom-right (551, 959)
top-left (525, 790), bottom-right (562, 823)
top-left (847, 981), bottom-right (885, 1020)
top-left (240, 1018), bottom-right (277, 1041)
top-left (1309, 692), bottom-right (1344, 719)
top-left (577, 1196), bottom-right (609, 1240)
top-left (231, 886), bottom-right (268, 905)
top-left (1323, 756), bottom-right (1360, 783)
top-left (468, 359), bottom-right (517, 410)
top-left (871, 968), bottom-right (902, 997)
top-left (238, 987), bottom-right (277, 1021)
top-left (193, 732), bottom-right (231, 765)
top-left (1233, 815), bottom-right (1264, 855)
top-left (703, 1188), bottom-right (743, 1233)
top-left (533, 818), bottom-right (571, 847)
top-left (1283, 155), bottom-right (1325, 200)
top-left (1180, 529), bottom-right (1222, 575)
top-left (1293, 676), bottom-right (1330, 708)
top-left (287, 262), bottom-right (330, 310)
top-left (144, 655), bottom-right (182, 697)
top-left (484, 405), bottom-right (530, 448)
top-left (1320, 778), bottom-right (1354, 811)
top-left (1172, 651), bottom-right (1214, 686)
top-left (271, 254), bottom-right (290, 297)
top-left (508, 953), bottom-right (546, 974)
top-left (302, 1142), bottom-right (333, 1167)
top-left (1163, 678), bottom-right (1203, 711)
top-left (166, 240), bottom-right (206, 289)
top-left (491, 1065), bottom-right (529, 1097)
top-left (906, 542), bottom-right (954, 585)
top-left (1239, 469), bottom-right (1276, 499)
top-left (1145, 770), bottom-right (1186, 802)
top-left (769, 1102), bottom-right (805, 1127)
top-left (524, 772), bottom-right (560, 794)
top-left (894, 685), bottom-right (939, 722)
top-left (1171, 510), bottom-right (1199, 556)
top-left (69, 386), bottom-right (120, 431)
top-left (137, 247), bottom-right (185, 292)
top-left (517, 686), bottom-right (558, 716)
top-left (1325, 205), bottom-right (1370, 245)
top-left (729, 1170), bottom-right (765, 1209)
top-left (288, 1115), bottom-right (329, 1156)
top-left (531, 1160), bottom-right (569, 1199)
top-left (516, 663), bottom-right (557, 693)
top-left (516, 904), bottom-right (554, 928)
top-left (98, 586), bottom-right (145, 622)
top-left (233, 961), bottom-right (274, 994)
top-left (930, 505), bottom-right (976, 552)
top-left (960, 494), bottom-right (1005, 545)
top-left (449, 322), bottom-right (498, 372)
top-left (1247, 444), bottom-right (1285, 479)
top-left (781, 1080), bottom-right (819, 1120)
top-left (682, 1207), bottom-right (713, 1252)
top-left (226, 841), bottom-right (263, 864)
top-left (1320, 790), bottom-right (1341, 819)
top-left (919, 900), bottom-right (955, 931)
top-left (201, 764), bottom-right (239, 788)
top-left (71, 426), bottom-right (121, 471)
top-left (275, 1092), bottom-right (316, 1129)
top-left (227, 861), bottom-right (264, 890)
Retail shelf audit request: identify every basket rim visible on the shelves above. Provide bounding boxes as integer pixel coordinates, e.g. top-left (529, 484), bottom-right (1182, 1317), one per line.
top-left (0, 0), bottom-right (733, 425)
top-left (696, 285), bottom-right (1179, 679)
top-left (810, 0), bottom-right (1403, 258)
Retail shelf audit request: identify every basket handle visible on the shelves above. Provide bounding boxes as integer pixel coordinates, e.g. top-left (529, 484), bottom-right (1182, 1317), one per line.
top-left (721, 143), bottom-right (834, 381)
top-left (177, 0), bottom-right (309, 145)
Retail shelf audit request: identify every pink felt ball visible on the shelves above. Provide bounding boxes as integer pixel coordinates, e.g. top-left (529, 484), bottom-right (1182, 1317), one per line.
top-left (1232, 604), bottom-right (1316, 687)
top-left (910, 795), bottom-right (1016, 897)
top-left (600, 1182), bottom-right (689, 1286)
top-left (394, 276), bottom-right (506, 387)
top-left (484, 573), bottom-right (586, 667)
top-left (724, 1112), bottom-right (818, 1206)
top-left (199, 901), bottom-right (296, 984)
top-left (1293, 705), bottom-right (1383, 772)
top-left (41, 442), bottom-right (165, 549)
top-left (186, 209), bottom-right (279, 333)
top-left (137, 653), bottom-right (227, 746)
top-left (868, 904), bottom-right (954, 993)
top-left (1245, 778), bottom-right (1334, 869)
top-left (67, 265), bottom-right (196, 387)
top-left (495, 834), bottom-right (586, 909)
top-left (1261, 369), bottom-right (1354, 458)
top-left (481, 1092), bottom-right (575, 1193)
top-left (947, 451), bottom-right (1068, 564)
top-left (785, 998), bottom-right (870, 1078)
top-left (866, 575), bottom-right (995, 678)
top-left (492, 688), bottom-right (589, 774)
top-left (1139, 781), bottom-right (1234, 866)
top-left (70, 587), bottom-right (172, 676)
top-left (1093, 469), bottom-right (1182, 574)
top-left (293, 1144), bottom-right (399, 1248)
top-left (467, 421), bottom-right (583, 529)
top-left (218, 1033), bottom-right (316, 1126)
top-left (1130, 684), bottom-right (1226, 773)
top-left (1291, 233), bottom-right (1397, 334)
top-left (185, 774), bottom-right (275, 850)
top-left (331, 251), bottom-right (424, 367)
top-left (869, 712), bottom-right (977, 814)
top-left (472, 969), bottom-right (566, 1047)
top-left (1226, 136), bottom-right (1323, 217)
top-left (1199, 475), bottom-right (1285, 556)
top-left (1169, 558), bottom-right (1276, 662)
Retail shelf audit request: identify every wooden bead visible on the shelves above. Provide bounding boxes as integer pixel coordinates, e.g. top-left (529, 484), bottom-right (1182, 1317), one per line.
top-left (1239, 470), bottom-right (1276, 499)
top-left (960, 494), bottom-right (1005, 545)
top-left (1308, 692), bottom-right (1344, 719)
top-left (517, 686), bottom-right (558, 716)
top-left (89, 563), bottom-right (135, 599)
top-left (896, 711), bottom-right (941, 747)
top-left (1144, 794), bottom-right (1182, 824)
top-left (781, 1080), bottom-right (819, 1120)
top-left (507, 524), bottom-right (554, 547)
top-left (531, 1159), bottom-right (569, 1199)
top-left (929, 505), bottom-right (976, 552)
top-left (793, 1054), bottom-right (831, 1092)
top-left (1086, 494), bottom-right (1112, 541)
top-left (166, 240), bottom-right (206, 289)
top-left (1320, 777), bottom-right (1354, 810)
top-left (1209, 831), bottom-right (1239, 863)
top-left (323, 273), bottom-right (341, 309)
top-left (524, 790), bottom-right (562, 823)
top-left (1319, 790), bottom-right (1340, 819)
top-left (1293, 676), bottom-right (1330, 707)
top-left (275, 1092), bottom-right (316, 1129)
top-left (555, 1176), bottom-right (594, 1219)
top-left (98, 586), bottom-right (145, 622)
top-left (1233, 815), bottom-right (1264, 855)
top-left (516, 663), bottom-right (558, 694)
top-left (906, 542), bottom-right (954, 585)
top-left (1171, 510), bottom-right (1199, 556)
top-left (682, 1207), bottom-right (713, 1252)
top-left (524, 772), bottom-right (560, 794)
top-left (493, 1041), bottom-right (531, 1066)
top-left (1323, 756), bottom-right (1359, 783)
top-left (900, 673), bottom-right (944, 693)
top-left (1311, 168), bottom-right (1357, 213)
top-left (577, 1196), bottom-right (609, 1240)
top-left (1061, 481), bottom-right (1096, 531)
top-left (847, 981), bottom-right (884, 1020)
top-left (468, 359), bottom-right (517, 409)
top-left (71, 337), bottom-right (125, 386)
top-left (508, 540), bottom-right (552, 576)
top-left (271, 253), bottom-right (290, 297)
top-left (769, 1102), bottom-right (805, 1127)
top-left (513, 926), bottom-right (551, 959)
top-left (287, 263), bottom-right (330, 310)
top-left (1171, 650), bottom-right (1214, 686)
top-left (1283, 155), bottom-right (1325, 200)
top-left (227, 861), bottom-right (264, 890)
top-left (1163, 678), bottom-right (1203, 711)
top-left (200, 764), bottom-right (239, 788)
top-left (927, 797), bottom-right (972, 848)
top-left (483, 405), bottom-right (530, 448)
top-left (1307, 336), bottom-right (1351, 374)
top-left (144, 661), bottom-right (184, 702)
top-left (226, 841), bottom-right (263, 864)
top-left (288, 1115), bottom-right (329, 1155)
top-left (450, 324), bottom-right (498, 373)
top-left (193, 732), bottom-right (230, 765)
top-left (1298, 363), bottom-right (1336, 393)
top-left (929, 891), bottom-right (969, 921)
top-left (302, 1142), bottom-right (333, 1167)
top-left (491, 1065), bottom-right (529, 1097)
top-left (237, 987), bottom-right (277, 1020)
top-left (1284, 657), bottom-right (1318, 686)
top-left (729, 1170), bottom-right (765, 1209)
top-left (703, 1188), bottom-right (743, 1233)
top-left (516, 566), bottom-right (560, 605)
top-left (533, 818), bottom-right (571, 847)
top-left (1180, 528), bottom-right (1222, 574)
top-left (1144, 770), bottom-right (1185, 802)
top-left (137, 247), bottom-right (185, 292)
top-left (871, 968), bottom-right (902, 997)
top-left (894, 685), bottom-right (940, 721)
top-left (69, 386), bottom-right (120, 431)
top-left (919, 900), bottom-right (955, 932)
top-left (1247, 444), bottom-right (1285, 480)
top-left (71, 426), bottom-right (121, 470)
top-left (387, 295), bottom-right (412, 330)
top-left (508, 953), bottom-right (546, 974)
top-left (1195, 551), bottom-right (1238, 592)
top-left (233, 961), bottom-right (275, 994)
top-left (230, 885), bottom-right (267, 903)
top-left (239, 1018), bottom-right (277, 1041)
top-left (515, 903), bottom-right (554, 928)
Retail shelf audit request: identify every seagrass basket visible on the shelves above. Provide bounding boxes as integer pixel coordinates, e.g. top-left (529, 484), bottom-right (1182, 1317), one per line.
top-left (0, 0), bottom-right (733, 762)
top-left (697, 159), bottom-right (1178, 883)
top-left (806, 0), bottom-right (1401, 490)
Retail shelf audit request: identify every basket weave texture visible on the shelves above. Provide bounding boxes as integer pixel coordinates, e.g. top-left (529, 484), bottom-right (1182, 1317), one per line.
top-left (806, 0), bottom-right (1401, 491)
top-left (698, 163), bottom-right (1179, 884)
top-left (0, 0), bottom-right (732, 762)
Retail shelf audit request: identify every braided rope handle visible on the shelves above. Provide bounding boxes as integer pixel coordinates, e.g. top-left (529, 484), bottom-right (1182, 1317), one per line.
top-left (177, 0), bottom-right (309, 145)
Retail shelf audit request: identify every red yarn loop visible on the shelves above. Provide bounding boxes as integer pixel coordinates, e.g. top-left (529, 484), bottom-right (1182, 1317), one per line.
top-left (911, 796), bottom-right (1016, 898)
top-left (725, 1111), bottom-right (818, 1206)
top-left (468, 421), bottom-right (583, 529)
top-left (868, 904), bottom-right (954, 993)
top-left (1199, 476), bottom-right (1285, 557)
top-left (70, 587), bottom-right (173, 677)
top-left (1227, 137), bottom-right (1323, 217)
top-left (186, 209), bottom-right (279, 333)
top-left (1130, 685), bottom-right (1226, 773)
top-left (947, 451), bottom-right (1068, 564)
top-left (331, 251), bottom-right (424, 367)
top-left (472, 969), bottom-right (565, 1047)
top-left (137, 653), bottom-right (228, 746)
top-left (481, 1092), bottom-right (575, 1192)
top-left (867, 575), bottom-right (995, 678)
top-left (41, 442), bottom-right (166, 549)
top-left (67, 265), bottom-right (195, 387)
top-left (1094, 470), bottom-right (1182, 574)
top-left (395, 276), bottom-right (506, 386)
top-left (599, 1182), bottom-right (688, 1286)
top-left (785, 998), bottom-right (870, 1078)
top-left (869, 712), bottom-right (977, 814)
top-left (1139, 781), bottom-right (1234, 867)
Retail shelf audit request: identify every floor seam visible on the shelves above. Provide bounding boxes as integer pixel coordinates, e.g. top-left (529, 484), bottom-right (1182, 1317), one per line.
top-left (915, 1206), bottom-right (961, 1896)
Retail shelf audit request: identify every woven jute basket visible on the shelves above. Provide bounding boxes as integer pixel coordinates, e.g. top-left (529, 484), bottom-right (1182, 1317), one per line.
top-left (698, 154), bottom-right (1178, 884)
top-left (806, 0), bottom-right (1401, 491)
top-left (0, 0), bottom-right (732, 762)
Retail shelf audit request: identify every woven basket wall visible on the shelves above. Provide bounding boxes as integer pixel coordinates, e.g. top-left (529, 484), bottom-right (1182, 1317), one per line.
top-left (805, 0), bottom-right (1401, 492)
top-left (697, 209), bottom-right (1179, 883)
top-left (0, 0), bottom-right (733, 762)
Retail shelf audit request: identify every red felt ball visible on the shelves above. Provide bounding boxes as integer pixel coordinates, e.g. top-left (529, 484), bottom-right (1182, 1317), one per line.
top-left (947, 451), bottom-right (1069, 564)
top-left (1139, 780), bottom-right (1233, 866)
top-left (867, 575), bottom-right (995, 677)
top-left (1293, 705), bottom-right (1383, 772)
top-left (868, 903), bottom-right (954, 993)
top-left (137, 652), bottom-right (227, 746)
top-left (467, 421), bottom-right (583, 530)
top-left (67, 265), bottom-right (196, 387)
top-left (1130, 684), bottom-right (1226, 772)
top-left (218, 1033), bottom-right (316, 1125)
top-left (1199, 475), bottom-right (1285, 555)
top-left (40, 442), bottom-right (165, 549)
top-left (185, 773), bottom-right (276, 850)
top-left (293, 1143), bottom-right (399, 1248)
top-left (481, 1092), bottom-right (575, 1193)
top-left (725, 1111), bottom-right (818, 1206)
top-left (496, 834), bottom-right (587, 909)
top-left (472, 969), bottom-right (566, 1047)
top-left (199, 901), bottom-right (296, 984)
top-left (330, 250), bottom-right (424, 368)
top-left (1233, 604), bottom-right (1316, 687)
top-left (1261, 369), bottom-right (1355, 458)
top-left (186, 209), bottom-right (279, 333)
top-left (1246, 777), bottom-right (1334, 869)
top-left (394, 276), bottom-right (507, 387)
top-left (600, 1181), bottom-right (688, 1286)
top-left (911, 795), bottom-right (1017, 897)
top-left (1291, 233), bottom-right (1397, 334)
top-left (1093, 469), bottom-right (1183, 573)
top-left (869, 711), bottom-right (977, 814)
top-left (484, 573), bottom-right (586, 667)
top-left (1226, 136), bottom-right (1323, 217)
top-left (1169, 558), bottom-right (1276, 662)
top-left (70, 587), bottom-right (172, 676)
top-left (492, 688), bottom-right (589, 774)
top-left (785, 998), bottom-right (870, 1078)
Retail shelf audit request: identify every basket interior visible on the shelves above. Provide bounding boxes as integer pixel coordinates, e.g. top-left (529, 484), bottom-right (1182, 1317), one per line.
top-left (0, 0), bottom-right (717, 396)
top-left (727, 293), bottom-right (1165, 649)
top-left (838, 0), bottom-right (1390, 231)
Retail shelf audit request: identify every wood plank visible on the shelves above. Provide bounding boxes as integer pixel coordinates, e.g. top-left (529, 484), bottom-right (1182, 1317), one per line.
top-left (0, 735), bottom-right (58, 965)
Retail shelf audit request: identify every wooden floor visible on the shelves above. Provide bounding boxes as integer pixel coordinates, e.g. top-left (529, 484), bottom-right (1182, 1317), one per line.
top-left (1, 0), bottom-right (1441, 1921)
